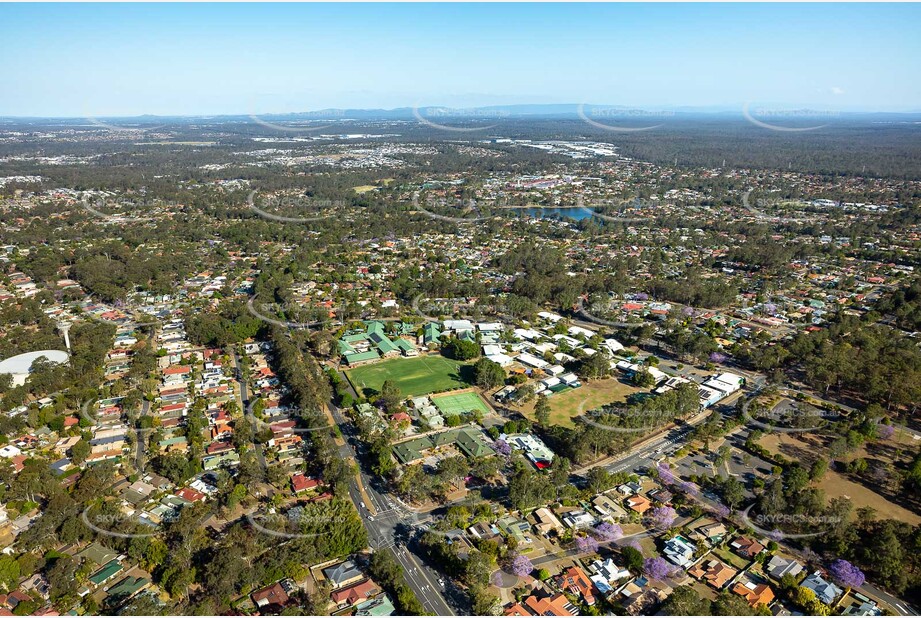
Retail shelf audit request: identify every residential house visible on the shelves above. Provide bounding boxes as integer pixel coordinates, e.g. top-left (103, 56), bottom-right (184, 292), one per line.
top-left (733, 579), bottom-right (775, 608)
top-left (663, 535), bottom-right (697, 567)
top-left (688, 558), bottom-right (738, 589)
top-left (330, 580), bottom-right (381, 608)
top-left (801, 571), bottom-right (843, 605)
top-left (766, 555), bottom-right (804, 581)
top-left (730, 536), bottom-right (765, 559)
top-left (557, 566), bottom-right (596, 606)
top-left (324, 560), bottom-right (364, 589)
top-left (252, 582), bottom-right (290, 610)
top-left (505, 593), bottom-right (576, 616)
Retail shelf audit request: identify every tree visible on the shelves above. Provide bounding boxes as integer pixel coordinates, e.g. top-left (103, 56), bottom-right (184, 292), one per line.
top-left (713, 590), bottom-right (759, 615)
top-left (574, 535), bottom-right (599, 554)
top-left (508, 553), bottom-right (533, 577)
top-left (0, 555), bottom-right (20, 592)
top-left (648, 506), bottom-right (678, 530)
top-left (578, 352), bottom-right (611, 380)
top-left (810, 458), bottom-right (829, 481)
top-left (473, 358), bottom-right (505, 389)
top-left (621, 546), bottom-right (644, 572)
top-left (69, 439), bottom-right (91, 465)
top-left (593, 522), bottom-right (622, 542)
top-left (661, 585), bottom-right (711, 615)
top-left (444, 337), bottom-right (479, 361)
top-left (643, 557), bottom-right (673, 581)
top-left (632, 369), bottom-right (656, 388)
top-left (828, 559), bottom-right (865, 589)
top-left (534, 394), bottom-right (551, 428)
top-left (379, 380), bottom-right (402, 410)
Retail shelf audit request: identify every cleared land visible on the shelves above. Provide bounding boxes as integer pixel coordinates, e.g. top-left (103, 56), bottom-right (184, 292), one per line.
top-left (758, 432), bottom-right (921, 525)
top-left (817, 470), bottom-right (921, 525)
top-left (520, 378), bottom-right (643, 428)
top-left (432, 391), bottom-right (491, 416)
top-left (346, 354), bottom-right (471, 398)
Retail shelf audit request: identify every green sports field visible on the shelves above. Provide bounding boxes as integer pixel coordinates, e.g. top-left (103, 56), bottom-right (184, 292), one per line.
top-left (431, 392), bottom-right (491, 416)
top-left (345, 355), bottom-right (472, 398)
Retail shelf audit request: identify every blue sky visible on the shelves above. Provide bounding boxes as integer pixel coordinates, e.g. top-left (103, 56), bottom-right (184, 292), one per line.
top-left (1, 3), bottom-right (919, 117)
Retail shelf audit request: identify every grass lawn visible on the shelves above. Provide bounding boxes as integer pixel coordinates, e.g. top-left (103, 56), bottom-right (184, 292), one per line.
top-left (712, 546), bottom-right (752, 571)
top-left (432, 391), bottom-right (491, 416)
top-left (519, 377), bottom-right (643, 428)
top-left (345, 354), bottom-right (472, 398)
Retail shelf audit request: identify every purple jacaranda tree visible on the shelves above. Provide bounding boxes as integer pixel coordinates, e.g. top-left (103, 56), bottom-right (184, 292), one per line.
top-left (763, 303), bottom-right (777, 315)
top-left (575, 535), bottom-right (599, 554)
top-left (657, 462), bottom-right (676, 485)
top-left (493, 439), bottom-right (511, 457)
top-left (682, 306), bottom-right (695, 317)
top-left (593, 522), bottom-right (623, 542)
top-left (627, 539), bottom-right (644, 553)
top-left (508, 553), bottom-right (534, 577)
top-left (711, 503), bottom-right (731, 519)
top-left (709, 351), bottom-right (727, 364)
top-left (828, 559), bottom-right (865, 589)
top-left (648, 506), bottom-right (677, 531)
top-left (679, 480), bottom-right (699, 496)
top-left (490, 571), bottom-right (504, 587)
top-left (643, 557), bottom-right (673, 581)
top-left (877, 424), bottom-right (896, 440)
top-left (635, 292), bottom-right (649, 301)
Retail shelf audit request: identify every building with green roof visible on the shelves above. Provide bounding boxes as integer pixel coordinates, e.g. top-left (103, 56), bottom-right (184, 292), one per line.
top-left (355, 595), bottom-right (396, 616)
top-left (89, 560), bottom-right (124, 586)
top-left (344, 350), bottom-right (381, 365)
top-left (423, 323), bottom-right (442, 346)
top-left (392, 426), bottom-right (494, 465)
top-left (369, 331), bottom-right (399, 356)
top-left (203, 451), bottom-right (241, 470)
top-left (339, 321), bottom-right (420, 363)
top-left (454, 428), bottom-right (494, 458)
top-left (77, 542), bottom-right (119, 566)
top-left (106, 576), bottom-right (149, 600)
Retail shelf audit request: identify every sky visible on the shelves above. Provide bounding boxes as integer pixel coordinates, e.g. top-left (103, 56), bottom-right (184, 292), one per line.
top-left (1, 3), bottom-right (920, 117)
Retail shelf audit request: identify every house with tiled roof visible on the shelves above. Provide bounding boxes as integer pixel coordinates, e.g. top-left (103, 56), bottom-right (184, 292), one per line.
top-left (732, 579), bottom-right (775, 608)
top-left (291, 473), bottom-right (321, 494)
top-left (252, 582), bottom-right (290, 609)
top-left (688, 558), bottom-right (737, 589)
top-left (625, 494), bottom-right (651, 514)
top-left (505, 593), bottom-right (576, 616)
top-left (330, 579), bottom-right (381, 608)
top-left (557, 565), bottom-right (596, 605)
top-left (730, 535), bottom-right (765, 559)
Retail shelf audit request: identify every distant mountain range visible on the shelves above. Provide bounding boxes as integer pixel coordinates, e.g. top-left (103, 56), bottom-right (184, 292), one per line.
top-left (3, 104), bottom-right (921, 122)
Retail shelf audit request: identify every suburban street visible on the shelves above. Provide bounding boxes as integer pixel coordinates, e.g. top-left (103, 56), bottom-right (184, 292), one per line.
top-left (328, 403), bottom-right (456, 616)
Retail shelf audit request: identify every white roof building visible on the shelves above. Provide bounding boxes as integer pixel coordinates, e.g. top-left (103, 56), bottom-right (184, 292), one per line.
top-left (603, 338), bottom-right (625, 354)
top-left (443, 319), bottom-right (475, 332)
top-left (516, 352), bottom-right (548, 369)
top-left (568, 325), bottom-right (597, 339)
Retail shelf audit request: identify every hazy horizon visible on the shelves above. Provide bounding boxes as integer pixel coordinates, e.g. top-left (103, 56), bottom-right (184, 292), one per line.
top-left (2, 3), bottom-right (920, 117)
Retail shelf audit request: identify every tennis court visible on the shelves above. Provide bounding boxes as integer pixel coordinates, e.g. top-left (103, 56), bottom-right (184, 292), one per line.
top-left (431, 391), bottom-right (491, 416)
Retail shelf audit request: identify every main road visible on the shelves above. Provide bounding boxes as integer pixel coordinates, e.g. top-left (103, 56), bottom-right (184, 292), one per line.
top-left (328, 403), bottom-right (456, 616)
